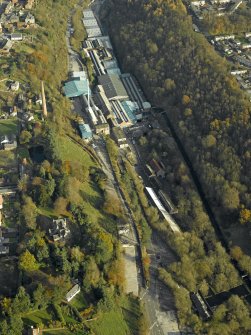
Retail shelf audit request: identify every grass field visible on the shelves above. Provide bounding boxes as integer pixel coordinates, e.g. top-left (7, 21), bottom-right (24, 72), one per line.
top-left (0, 150), bottom-right (16, 166)
top-left (22, 308), bottom-right (54, 327)
top-left (0, 119), bottom-right (18, 136)
top-left (89, 309), bottom-right (130, 335)
top-left (43, 330), bottom-right (72, 335)
top-left (70, 291), bottom-right (88, 311)
top-left (56, 135), bottom-right (95, 170)
top-left (120, 296), bottom-right (141, 335)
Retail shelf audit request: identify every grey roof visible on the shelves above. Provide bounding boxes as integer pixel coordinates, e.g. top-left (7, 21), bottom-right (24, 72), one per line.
top-left (98, 74), bottom-right (128, 100)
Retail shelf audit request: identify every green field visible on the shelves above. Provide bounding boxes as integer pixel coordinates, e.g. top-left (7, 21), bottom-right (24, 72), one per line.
top-left (43, 330), bottom-right (72, 335)
top-left (0, 119), bottom-right (18, 136)
top-left (22, 308), bottom-right (54, 327)
top-left (56, 135), bottom-right (94, 169)
top-left (90, 309), bottom-right (130, 335)
top-left (70, 291), bottom-right (88, 311)
top-left (0, 150), bottom-right (16, 167)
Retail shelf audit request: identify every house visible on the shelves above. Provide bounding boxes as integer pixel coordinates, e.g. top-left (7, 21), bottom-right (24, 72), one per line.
top-left (0, 39), bottom-right (13, 54)
top-left (65, 284), bottom-right (80, 302)
top-left (5, 2), bottom-right (13, 14)
top-left (8, 13), bottom-right (19, 24)
top-left (10, 33), bottom-right (23, 41)
top-left (0, 229), bottom-right (9, 255)
top-left (28, 326), bottom-right (40, 335)
top-left (148, 159), bottom-right (165, 178)
top-left (25, 12), bottom-right (35, 25)
top-left (25, 0), bottom-right (35, 9)
top-left (0, 135), bottom-right (17, 151)
top-left (190, 292), bottom-right (212, 320)
top-left (49, 218), bottom-right (70, 242)
top-left (11, 81), bottom-right (19, 91)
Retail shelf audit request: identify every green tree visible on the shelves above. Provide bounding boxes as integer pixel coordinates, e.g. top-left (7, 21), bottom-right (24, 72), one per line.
top-left (22, 196), bottom-right (38, 230)
top-left (19, 130), bottom-right (32, 144)
top-left (19, 250), bottom-right (39, 272)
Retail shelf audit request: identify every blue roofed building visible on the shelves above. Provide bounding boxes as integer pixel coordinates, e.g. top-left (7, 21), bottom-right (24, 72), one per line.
top-left (63, 79), bottom-right (89, 98)
top-left (78, 122), bottom-right (93, 141)
top-left (121, 101), bottom-right (140, 123)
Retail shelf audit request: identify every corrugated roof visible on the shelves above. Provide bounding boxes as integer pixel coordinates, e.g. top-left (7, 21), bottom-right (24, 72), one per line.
top-left (79, 123), bottom-right (92, 139)
top-left (63, 79), bottom-right (89, 98)
top-left (98, 74), bottom-right (128, 100)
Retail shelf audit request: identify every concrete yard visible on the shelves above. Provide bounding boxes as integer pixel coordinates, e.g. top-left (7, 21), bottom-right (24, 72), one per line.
top-left (123, 245), bottom-right (139, 296)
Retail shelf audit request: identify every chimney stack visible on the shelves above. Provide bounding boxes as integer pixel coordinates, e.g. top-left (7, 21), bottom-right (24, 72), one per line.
top-left (41, 81), bottom-right (47, 118)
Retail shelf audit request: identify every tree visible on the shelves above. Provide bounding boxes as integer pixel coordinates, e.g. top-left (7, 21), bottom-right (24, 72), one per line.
top-left (202, 134), bottom-right (217, 148)
top-left (12, 287), bottom-right (31, 314)
top-left (83, 257), bottom-right (100, 291)
top-left (19, 250), bottom-right (39, 272)
top-left (239, 208), bottom-right (251, 224)
top-left (230, 246), bottom-right (243, 261)
top-left (19, 130), bottom-right (32, 144)
top-left (22, 196), bottom-right (38, 230)
top-left (33, 284), bottom-right (47, 309)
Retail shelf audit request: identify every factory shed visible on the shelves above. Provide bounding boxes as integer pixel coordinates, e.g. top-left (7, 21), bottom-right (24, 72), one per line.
top-left (79, 123), bottom-right (93, 141)
top-left (98, 74), bottom-right (128, 101)
top-left (121, 101), bottom-right (139, 123)
top-left (63, 79), bottom-right (89, 98)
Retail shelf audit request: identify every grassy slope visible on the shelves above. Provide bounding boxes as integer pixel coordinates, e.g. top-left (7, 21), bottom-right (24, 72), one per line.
top-left (90, 309), bottom-right (130, 335)
top-left (0, 119), bottom-right (18, 136)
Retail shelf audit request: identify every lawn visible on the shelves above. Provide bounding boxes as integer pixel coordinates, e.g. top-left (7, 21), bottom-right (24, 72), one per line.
top-left (70, 291), bottom-right (88, 311)
top-left (55, 135), bottom-right (95, 170)
top-left (89, 309), bottom-right (130, 335)
top-left (22, 308), bottom-right (54, 327)
top-left (120, 296), bottom-right (141, 335)
top-left (0, 150), bottom-right (16, 167)
top-left (0, 119), bottom-right (18, 136)
top-left (43, 330), bottom-right (73, 335)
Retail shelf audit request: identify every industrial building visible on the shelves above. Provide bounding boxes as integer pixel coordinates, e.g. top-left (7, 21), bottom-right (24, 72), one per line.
top-left (98, 74), bottom-right (128, 101)
top-left (63, 78), bottom-right (89, 98)
top-left (83, 35), bottom-right (113, 50)
top-left (103, 59), bottom-right (121, 75)
top-left (120, 73), bottom-right (151, 111)
top-left (83, 9), bottom-right (95, 18)
top-left (78, 122), bottom-right (93, 141)
top-left (82, 9), bottom-right (102, 38)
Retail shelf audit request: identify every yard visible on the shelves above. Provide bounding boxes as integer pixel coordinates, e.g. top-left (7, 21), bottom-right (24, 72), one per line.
top-left (89, 309), bottom-right (130, 335)
top-left (22, 308), bottom-right (54, 327)
top-left (0, 119), bottom-right (18, 136)
top-left (55, 135), bottom-right (95, 170)
top-left (70, 291), bottom-right (88, 311)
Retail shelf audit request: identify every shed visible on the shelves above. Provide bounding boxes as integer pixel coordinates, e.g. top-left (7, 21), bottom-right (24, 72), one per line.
top-left (65, 284), bottom-right (80, 302)
top-left (78, 123), bottom-right (93, 140)
top-left (10, 33), bottom-right (23, 41)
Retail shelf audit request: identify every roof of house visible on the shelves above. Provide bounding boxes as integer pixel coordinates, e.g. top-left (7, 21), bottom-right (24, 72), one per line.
top-left (63, 79), bottom-right (89, 98)
top-left (98, 74), bottom-right (128, 100)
